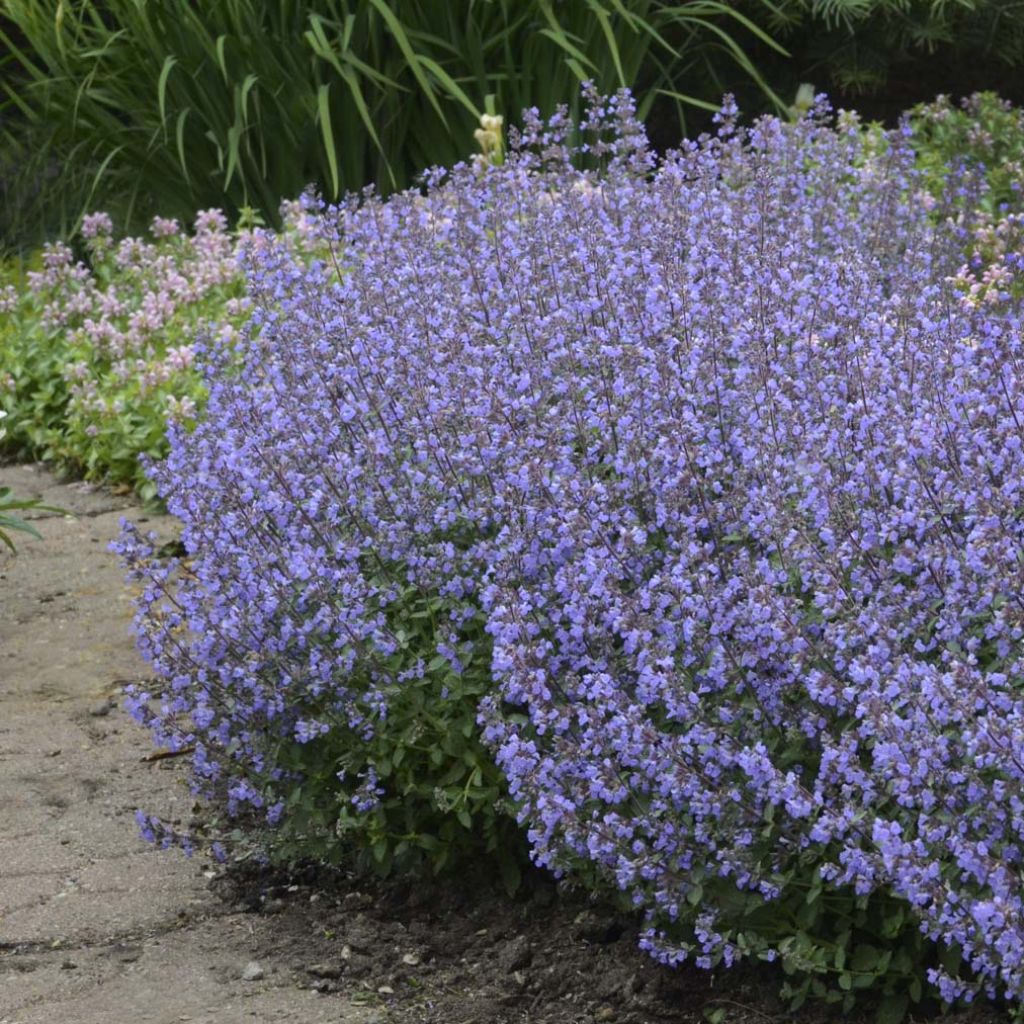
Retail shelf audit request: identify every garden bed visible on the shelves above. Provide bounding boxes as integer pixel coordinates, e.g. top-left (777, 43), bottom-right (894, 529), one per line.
top-left (5, 85), bottom-right (1024, 1023)
top-left (203, 861), bottom-right (1012, 1024)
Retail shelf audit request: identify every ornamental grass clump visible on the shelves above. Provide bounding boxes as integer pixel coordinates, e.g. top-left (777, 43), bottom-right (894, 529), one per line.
top-left (121, 93), bottom-right (1024, 1014)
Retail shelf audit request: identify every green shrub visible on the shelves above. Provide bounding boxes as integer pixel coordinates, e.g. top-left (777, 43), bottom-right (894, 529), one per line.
top-left (0, 0), bottom-right (786, 247)
top-left (0, 485), bottom-right (59, 552)
top-left (0, 211), bottom-right (247, 497)
top-left (909, 92), bottom-right (1024, 215)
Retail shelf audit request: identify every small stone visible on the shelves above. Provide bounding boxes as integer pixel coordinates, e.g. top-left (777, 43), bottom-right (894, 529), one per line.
top-left (377, 985), bottom-right (395, 996)
top-left (113, 942), bottom-right (142, 963)
top-left (88, 700), bottom-right (112, 717)
top-left (339, 944), bottom-right (352, 961)
top-left (512, 970), bottom-right (527, 988)
top-left (401, 952), bottom-right (421, 967)
top-left (241, 961), bottom-right (264, 982)
top-left (499, 935), bottom-right (532, 973)
top-left (306, 963), bottom-right (343, 979)
top-left (573, 910), bottom-right (623, 945)
top-left (262, 898), bottom-right (286, 915)
top-left (341, 891), bottom-right (370, 911)
top-left (60, 960), bottom-right (77, 970)
top-left (596, 1008), bottom-right (615, 1022)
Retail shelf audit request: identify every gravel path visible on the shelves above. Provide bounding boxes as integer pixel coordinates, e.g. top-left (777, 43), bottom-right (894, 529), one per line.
top-left (0, 465), bottom-right (381, 1024)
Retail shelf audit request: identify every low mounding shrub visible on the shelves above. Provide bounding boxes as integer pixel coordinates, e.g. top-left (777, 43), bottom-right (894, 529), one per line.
top-left (909, 92), bottom-right (1024, 216)
top-left (120, 92), bottom-right (1024, 1016)
top-left (0, 211), bottom-right (247, 497)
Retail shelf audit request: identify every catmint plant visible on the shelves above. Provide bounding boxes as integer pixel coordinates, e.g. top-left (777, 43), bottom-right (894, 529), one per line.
top-left (120, 91), bottom-right (1024, 1014)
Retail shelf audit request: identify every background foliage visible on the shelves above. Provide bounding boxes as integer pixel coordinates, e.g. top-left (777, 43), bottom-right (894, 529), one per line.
top-left (908, 91), bottom-right (1024, 215)
top-left (731, 0), bottom-right (1024, 121)
top-left (5, 1), bottom-right (1024, 250)
top-left (0, 211), bottom-right (246, 497)
top-left (0, 0), bottom-right (786, 250)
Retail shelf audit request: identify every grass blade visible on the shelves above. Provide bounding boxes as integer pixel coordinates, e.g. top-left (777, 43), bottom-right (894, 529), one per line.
top-left (317, 82), bottom-right (340, 199)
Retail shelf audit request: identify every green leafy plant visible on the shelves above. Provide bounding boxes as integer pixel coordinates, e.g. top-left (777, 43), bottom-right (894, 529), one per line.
top-left (0, 0), bottom-right (787, 246)
top-left (0, 486), bottom-right (44, 552)
top-left (0, 210), bottom-right (248, 498)
top-left (0, 486), bottom-right (67, 552)
top-left (909, 92), bottom-right (1024, 215)
top-left (0, 411), bottom-right (67, 551)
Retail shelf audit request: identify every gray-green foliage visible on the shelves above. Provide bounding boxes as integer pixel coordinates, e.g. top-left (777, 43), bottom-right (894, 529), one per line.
top-left (0, 0), bottom-right (786, 247)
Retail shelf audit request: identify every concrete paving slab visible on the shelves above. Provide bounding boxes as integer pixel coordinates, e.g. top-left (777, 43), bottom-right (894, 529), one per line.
top-left (0, 465), bottom-right (387, 1024)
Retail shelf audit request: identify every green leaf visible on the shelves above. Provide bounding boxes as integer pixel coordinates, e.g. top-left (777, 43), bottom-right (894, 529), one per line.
top-left (175, 108), bottom-right (192, 183)
top-left (367, 0), bottom-right (447, 127)
top-left (415, 54), bottom-right (480, 120)
top-left (157, 54), bottom-right (177, 136)
top-left (316, 83), bottom-right (339, 199)
top-left (875, 993), bottom-right (909, 1024)
top-left (497, 849), bottom-right (521, 896)
top-left (416, 832), bottom-right (440, 853)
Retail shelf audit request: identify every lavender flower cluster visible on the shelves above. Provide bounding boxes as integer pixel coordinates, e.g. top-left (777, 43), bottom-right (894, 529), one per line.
top-left (119, 95), bottom-right (1024, 1004)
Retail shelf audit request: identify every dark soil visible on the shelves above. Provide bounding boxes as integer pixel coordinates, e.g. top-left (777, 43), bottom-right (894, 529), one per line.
top-left (208, 863), bottom-right (786, 1024)
top-left (207, 861), bottom-right (1011, 1024)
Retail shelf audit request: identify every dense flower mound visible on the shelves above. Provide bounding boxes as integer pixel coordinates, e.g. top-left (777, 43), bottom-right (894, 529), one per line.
top-left (120, 96), bottom-right (1024, 1006)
